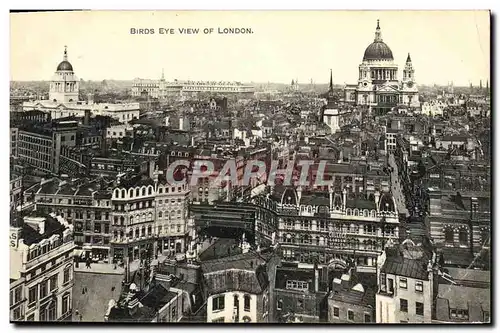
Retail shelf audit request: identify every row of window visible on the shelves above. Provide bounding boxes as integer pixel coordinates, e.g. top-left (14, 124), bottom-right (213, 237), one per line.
top-left (212, 295), bottom-right (251, 312)
top-left (28, 268), bottom-right (71, 305)
top-left (113, 185), bottom-right (187, 199)
top-left (332, 307), bottom-right (371, 322)
top-left (380, 275), bottom-right (424, 293)
top-left (400, 299), bottom-right (424, 316)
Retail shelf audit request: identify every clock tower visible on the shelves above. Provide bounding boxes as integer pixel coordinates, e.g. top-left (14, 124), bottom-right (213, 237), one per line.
top-left (401, 53), bottom-right (419, 107)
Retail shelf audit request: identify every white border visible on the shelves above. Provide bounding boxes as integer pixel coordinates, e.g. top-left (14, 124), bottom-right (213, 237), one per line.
top-left (3, 1), bottom-right (498, 333)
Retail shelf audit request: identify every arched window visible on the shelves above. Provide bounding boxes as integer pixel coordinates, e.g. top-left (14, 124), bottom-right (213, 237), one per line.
top-left (459, 230), bottom-right (468, 245)
top-left (141, 188), bottom-right (146, 196)
top-left (444, 228), bottom-right (454, 244)
top-left (121, 189), bottom-right (126, 198)
top-left (135, 188), bottom-right (140, 197)
top-left (159, 212), bottom-right (163, 218)
top-left (148, 187), bottom-right (153, 195)
top-left (244, 295), bottom-right (251, 312)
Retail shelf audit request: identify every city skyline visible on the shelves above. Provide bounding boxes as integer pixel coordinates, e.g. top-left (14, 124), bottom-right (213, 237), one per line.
top-left (11, 11), bottom-right (490, 86)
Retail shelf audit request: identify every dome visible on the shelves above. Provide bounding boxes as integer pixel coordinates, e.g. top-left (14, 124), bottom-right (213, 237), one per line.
top-left (57, 60), bottom-right (73, 71)
top-left (363, 20), bottom-right (394, 61)
top-left (363, 41), bottom-right (394, 61)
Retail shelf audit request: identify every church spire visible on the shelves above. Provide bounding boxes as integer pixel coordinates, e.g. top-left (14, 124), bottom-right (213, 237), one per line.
top-left (63, 45), bottom-right (68, 61)
top-left (161, 68), bottom-right (165, 80)
top-left (374, 19), bottom-right (383, 42)
top-left (406, 53), bottom-right (412, 63)
top-left (329, 69), bottom-right (333, 91)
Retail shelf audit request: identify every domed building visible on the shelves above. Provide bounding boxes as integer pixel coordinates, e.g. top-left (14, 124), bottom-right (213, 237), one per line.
top-left (23, 46), bottom-right (140, 122)
top-left (49, 46), bottom-right (79, 103)
top-left (343, 20), bottom-right (420, 113)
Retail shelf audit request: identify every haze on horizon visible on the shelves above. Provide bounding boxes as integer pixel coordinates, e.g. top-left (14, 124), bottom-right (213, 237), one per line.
top-left (10, 10), bottom-right (490, 86)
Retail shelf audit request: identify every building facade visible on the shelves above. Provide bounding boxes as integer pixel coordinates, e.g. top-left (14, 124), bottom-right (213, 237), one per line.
top-left (10, 213), bottom-right (76, 322)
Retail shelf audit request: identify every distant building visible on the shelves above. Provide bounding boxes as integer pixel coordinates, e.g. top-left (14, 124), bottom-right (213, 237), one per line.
top-left (343, 20), bottom-right (420, 112)
top-left (132, 72), bottom-right (255, 98)
top-left (23, 47), bottom-right (140, 123)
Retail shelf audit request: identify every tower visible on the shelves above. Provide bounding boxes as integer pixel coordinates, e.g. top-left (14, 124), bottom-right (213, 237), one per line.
top-left (401, 53), bottom-right (419, 107)
top-left (402, 53), bottom-right (415, 82)
top-left (480, 80), bottom-right (483, 90)
top-left (49, 46), bottom-right (79, 103)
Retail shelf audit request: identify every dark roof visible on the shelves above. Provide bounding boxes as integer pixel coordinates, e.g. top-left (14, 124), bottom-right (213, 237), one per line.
top-left (203, 264), bottom-right (268, 295)
top-left (380, 246), bottom-right (431, 280)
top-left (363, 41), bottom-right (393, 61)
top-left (57, 60), bottom-right (73, 71)
top-left (329, 280), bottom-right (376, 308)
top-left (140, 284), bottom-right (177, 309)
top-left (18, 215), bottom-right (67, 246)
top-left (275, 267), bottom-right (315, 292)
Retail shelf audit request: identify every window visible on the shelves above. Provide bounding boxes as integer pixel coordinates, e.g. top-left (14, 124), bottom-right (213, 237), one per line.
top-left (286, 280), bottom-right (309, 291)
top-left (212, 317), bottom-right (224, 323)
top-left (450, 309), bottom-right (457, 318)
top-left (244, 295), bottom-right (251, 312)
top-left (364, 313), bottom-right (371, 323)
top-left (40, 280), bottom-right (48, 299)
top-left (14, 287), bottom-right (21, 304)
top-left (445, 229), bottom-right (454, 242)
top-left (415, 302), bottom-right (424, 316)
top-left (400, 299), bottom-right (408, 312)
top-left (277, 299), bottom-right (283, 310)
top-left (171, 306), bottom-right (176, 319)
top-left (333, 307), bottom-right (340, 318)
top-left (457, 309), bottom-right (469, 320)
top-left (415, 281), bottom-right (423, 292)
top-left (484, 311), bottom-right (490, 322)
top-left (348, 310), bottom-right (354, 321)
top-left (297, 299), bottom-right (304, 309)
top-left (212, 295), bottom-right (225, 311)
top-left (48, 301), bottom-right (57, 321)
top-left (12, 307), bottom-right (22, 321)
top-left (63, 266), bottom-right (71, 284)
top-left (49, 275), bottom-right (58, 291)
top-left (399, 278), bottom-right (407, 289)
top-left (27, 314), bottom-right (35, 321)
top-left (29, 286), bottom-right (37, 305)
top-left (62, 294), bottom-right (70, 314)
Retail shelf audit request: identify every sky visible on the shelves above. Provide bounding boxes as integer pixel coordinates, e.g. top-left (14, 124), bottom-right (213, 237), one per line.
top-left (10, 10), bottom-right (490, 86)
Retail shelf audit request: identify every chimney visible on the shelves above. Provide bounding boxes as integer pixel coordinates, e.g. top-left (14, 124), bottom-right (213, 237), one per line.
top-left (87, 93), bottom-right (94, 105)
top-left (374, 190), bottom-right (380, 211)
top-left (314, 262), bottom-right (319, 293)
top-left (296, 186), bottom-right (302, 205)
top-left (329, 185), bottom-right (333, 210)
top-left (149, 160), bottom-right (156, 179)
top-left (342, 188), bottom-right (347, 211)
top-left (84, 110), bottom-right (90, 126)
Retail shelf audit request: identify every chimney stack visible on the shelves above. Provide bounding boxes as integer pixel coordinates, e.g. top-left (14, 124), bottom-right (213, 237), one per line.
top-left (84, 110), bottom-right (90, 126)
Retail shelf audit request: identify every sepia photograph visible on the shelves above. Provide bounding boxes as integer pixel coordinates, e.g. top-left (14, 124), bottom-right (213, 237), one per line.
top-left (8, 10), bottom-right (491, 324)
